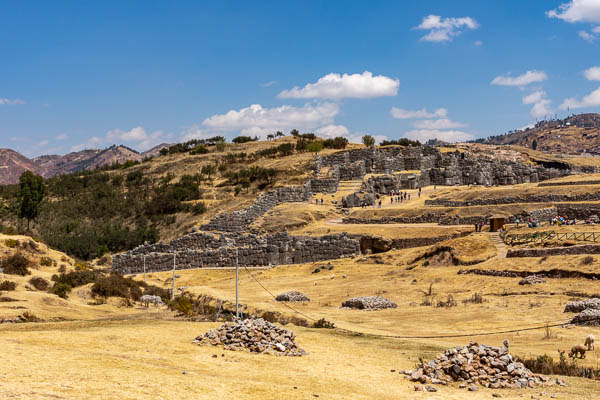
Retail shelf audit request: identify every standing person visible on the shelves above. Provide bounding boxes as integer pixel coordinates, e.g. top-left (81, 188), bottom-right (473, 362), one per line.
top-left (479, 221), bottom-right (484, 232)
top-left (474, 222), bottom-right (478, 232)
top-left (378, 199), bottom-right (382, 208)
top-left (408, 193), bottom-right (411, 201)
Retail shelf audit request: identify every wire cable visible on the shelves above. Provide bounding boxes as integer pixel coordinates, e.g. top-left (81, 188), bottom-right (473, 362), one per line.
top-left (242, 264), bottom-right (573, 340)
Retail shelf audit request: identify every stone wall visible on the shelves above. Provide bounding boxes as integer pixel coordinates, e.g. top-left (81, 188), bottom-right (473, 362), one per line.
top-left (425, 192), bottom-right (600, 207)
top-left (113, 231), bottom-right (361, 274)
top-left (200, 185), bottom-right (310, 233)
top-left (538, 180), bottom-right (600, 187)
top-left (507, 244), bottom-right (600, 258)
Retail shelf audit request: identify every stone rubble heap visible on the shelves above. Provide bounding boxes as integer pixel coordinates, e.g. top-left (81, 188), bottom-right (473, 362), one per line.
top-left (193, 318), bottom-right (306, 356)
top-left (341, 296), bottom-right (398, 311)
top-left (518, 275), bottom-right (546, 285)
top-left (564, 298), bottom-right (600, 313)
top-left (275, 291), bottom-right (311, 302)
top-left (570, 309), bottom-right (600, 326)
top-left (402, 342), bottom-right (565, 389)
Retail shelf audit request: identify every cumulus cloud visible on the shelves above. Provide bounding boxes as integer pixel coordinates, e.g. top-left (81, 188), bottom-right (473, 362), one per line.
top-left (547, 0), bottom-right (600, 23)
top-left (491, 70), bottom-right (548, 86)
top-left (578, 30), bottom-right (597, 41)
top-left (278, 71), bottom-right (399, 99)
top-left (404, 129), bottom-right (475, 143)
top-left (0, 98), bottom-right (25, 105)
top-left (522, 91), bottom-right (546, 105)
top-left (560, 86), bottom-right (600, 109)
top-left (315, 124), bottom-right (350, 138)
top-left (415, 15), bottom-right (479, 42)
top-left (202, 103), bottom-right (339, 137)
top-left (412, 118), bottom-right (467, 130)
top-left (474, 40), bottom-right (483, 46)
top-left (585, 66), bottom-right (600, 81)
top-left (522, 91), bottom-right (552, 118)
top-left (55, 133), bottom-right (68, 140)
top-left (390, 107), bottom-right (447, 119)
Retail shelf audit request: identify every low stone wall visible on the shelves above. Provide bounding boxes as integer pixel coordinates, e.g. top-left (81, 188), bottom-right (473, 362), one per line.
top-left (538, 180), bottom-right (600, 187)
top-left (556, 203), bottom-right (600, 220)
top-left (507, 244), bottom-right (600, 258)
top-left (425, 192), bottom-right (600, 207)
top-left (113, 231), bottom-right (360, 274)
top-left (342, 214), bottom-right (442, 224)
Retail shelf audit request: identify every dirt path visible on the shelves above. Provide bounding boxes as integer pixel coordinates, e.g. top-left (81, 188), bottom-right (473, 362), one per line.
top-left (488, 231), bottom-right (507, 258)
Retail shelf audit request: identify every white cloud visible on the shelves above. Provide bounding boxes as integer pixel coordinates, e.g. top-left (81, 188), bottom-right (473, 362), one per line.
top-left (530, 99), bottom-right (553, 118)
top-left (547, 0), bottom-right (600, 23)
top-left (390, 107), bottom-right (447, 119)
top-left (578, 30), bottom-right (597, 41)
top-left (491, 70), bottom-right (548, 86)
top-left (261, 81), bottom-right (277, 87)
top-left (107, 126), bottom-right (148, 142)
top-left (348, 133), bottom-right (388, 145)
top-left (404, 129), bottom-right (475, 143)
top-left (585, 66), bottom-right (600, 80)
top-left (415, 15), bottom-right (479, 42)
top-left (474, 40), bottom-right (483, 46)
top-left (412, 118), bottom-right (467, 130)
top-left (0, 98), bottom-right (25, 105)
top-left (522, 91), bottom-right (546, 104)
top-left (55, 133), bottom-right (68, 140)
top-left (315, 124), bottom-right (350, 138)
top-left (278, 71), bottom-right (399, 99)
top-left (594, 26), bottom-right (600, 33)
top-left (560, 86), bottom-right (600, 109)
top-left (202, 103), bottom-right (339, 138)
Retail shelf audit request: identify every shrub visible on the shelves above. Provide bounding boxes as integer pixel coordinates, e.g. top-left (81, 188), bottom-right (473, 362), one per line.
top-left (91, 273), bottom-right (140, 299)
top-left (29, 277), bottom-right (49, 291)
top-left (49, 282), bottom-right (72, 299)
top-left (52, 269), bottom-right (101, 288)
top-left (1, 253), bottom-right (30, 276)
top-left (97, 245), bottom-right (110, 259)
top-left (322, 137), bottom-right (348, 149)
top-left (436, 294), bottom-right (457, 308)
top-left (40, 256), bottom-right (53, 267)
top-left (462, 292), bottom-right (484, 304)
top-left (312, 318), bottom-right (335, 329)
top-left (189, 144), bottom-right (209, 155)
top-left (581, 256), bottom-right (594, 265)
top-left (190, 202), bottom-right (207, 215)
top-left (4, 239), bottom-right (18, 248)
top-left (169, 295), bottom-right (193, 315)
top-left (0, 280), bottom-right (17, 291)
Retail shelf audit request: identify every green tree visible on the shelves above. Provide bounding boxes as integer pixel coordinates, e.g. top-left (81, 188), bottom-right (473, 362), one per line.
top-left (17, 171), bottom-right (45, 230)
top-left (532, 139), bottom-right (538, 150)
top-left (201, 164), bottom-right (217, 180)
top-left (362, 135), bottom-right (375, 148)
top-left (306, 141), bottom-right (324, 155)
top-left (290, 129), bottom-right (300, 137)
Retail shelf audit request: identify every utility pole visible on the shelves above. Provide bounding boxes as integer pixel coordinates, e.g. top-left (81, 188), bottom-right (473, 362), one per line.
top-left (143, 255), bottom-right (146, 283)
top-left (235, 248), bottom-right (239, 318)
top-left (171, 252), bottom-right (176, 300)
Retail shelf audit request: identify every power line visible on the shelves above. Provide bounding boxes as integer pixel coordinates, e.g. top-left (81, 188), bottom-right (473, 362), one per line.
top-left (242, 265), bottom-right (572, 340)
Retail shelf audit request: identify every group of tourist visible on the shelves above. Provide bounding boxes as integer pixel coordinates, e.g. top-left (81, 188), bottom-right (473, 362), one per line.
top-left (389, 190), bottom-right (410, 203)
top-left (473, 221), bottom-right (485, 232)
top-left (315, 198), bottom-right (324, 205)
top-left (550, 215), bottom-right (576, 226)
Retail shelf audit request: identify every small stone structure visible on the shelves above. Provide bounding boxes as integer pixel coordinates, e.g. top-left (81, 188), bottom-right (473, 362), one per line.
top-left (518, 275), bottom-right (546, 285)
top-left (193, 317), bottom-right (306, 356)
top-left (564, 298), bottom-right (600, 313)
top-left (341, 296), bottom-right (397, 310)
top-left (570, 309), bottom-right (600, 326)
top-left (275, 291), bottom-right (310, 302)
top-left (403, 342), bottom-right (563, 389)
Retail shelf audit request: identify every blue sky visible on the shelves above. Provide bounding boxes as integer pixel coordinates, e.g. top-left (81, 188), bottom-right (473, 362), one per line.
top-left (1, 0), bottom-right (600, 157)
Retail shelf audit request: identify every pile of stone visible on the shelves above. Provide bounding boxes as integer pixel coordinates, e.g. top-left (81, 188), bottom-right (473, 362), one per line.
top-left (564, 298), bottom-right (600, 313)
top-left (570, 309), bottom-right (600, 326)
top-left (193, 318), bottom-right (306, 356)
top-left (518, 275), bottom-right (546, 285)
top-left (341, 296), bottom-right (397, 311)
top-left (0, 316), bottom-right (24, 324)
top-left (275, 291), bottom-right (310, 302)
top-left (402, 341), bottom-right (564, 389)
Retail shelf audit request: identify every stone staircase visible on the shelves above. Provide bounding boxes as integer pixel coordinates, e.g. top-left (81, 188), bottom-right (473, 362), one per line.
top-left (488, 232), bottom-right (507, 258)
top-left (337, 180), bottom-right (363, 193)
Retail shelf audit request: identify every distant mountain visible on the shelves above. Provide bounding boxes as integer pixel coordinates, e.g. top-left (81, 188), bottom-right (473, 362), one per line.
top-left (0, 145), bottom-right (144, 185)
top-left (142, 143), bottom-right (172, 158)
top-left (0, 149), bottom-right (44, 185)
top-left (480, 113), bottom-right (600, 154)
